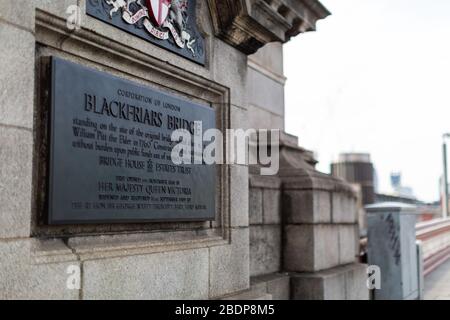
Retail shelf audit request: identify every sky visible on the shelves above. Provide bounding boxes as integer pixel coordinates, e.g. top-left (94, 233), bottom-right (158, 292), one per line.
top-left (284, 0), bottom-right (450, 202)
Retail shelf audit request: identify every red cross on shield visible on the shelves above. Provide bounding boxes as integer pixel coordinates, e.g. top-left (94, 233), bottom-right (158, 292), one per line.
top-left (147, 0), bottom-right (172, 27)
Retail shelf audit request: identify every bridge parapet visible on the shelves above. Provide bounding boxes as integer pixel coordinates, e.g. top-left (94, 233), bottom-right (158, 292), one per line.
top-left (416, 218), bottom-right (450, 275)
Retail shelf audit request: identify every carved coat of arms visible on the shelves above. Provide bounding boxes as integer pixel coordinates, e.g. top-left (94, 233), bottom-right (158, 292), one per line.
top-left (87, 0), bottom-right (204, 64)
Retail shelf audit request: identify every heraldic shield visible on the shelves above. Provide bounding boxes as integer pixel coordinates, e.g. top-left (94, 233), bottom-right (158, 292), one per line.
top-left (86, 0), bottom-right (205, 64)
top-left (147, 0), bottom-right (171, 27)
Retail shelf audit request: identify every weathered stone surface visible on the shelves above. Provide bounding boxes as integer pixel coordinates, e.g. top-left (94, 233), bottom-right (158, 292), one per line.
top-left (66, 229), bottom-right (216, 261)
top-left (263, 189), bottom-right (281, 224)
top-left (284, 225), bottom-right (311, 272)
top-left (280, 169), bottom-right (355, 193)
top-left (207, 0), bottom-right (331, 54)
top-left (230, 165), bottom-right (249, 227)
top-left (0, 23), bottom-right (35, 129)
top-left (222, 280), bottom-right (270, 300)
top-left (291, 274), bottom-right (325, 300)
top-left (247, 105), bottom-right (285, 131)
top-left (0, 127), bottom-right (32, 238)
top-left (283, 190), bottom-right (331, 224)
top-left (0, 239), bottom-right (79, 299)
top-left (247, 280), bottom-right (269, 297)
top-left (339, 225), bottom-right (358, 265)
top-left (249, 188), bottom-right (263, 225)
top-left (248, 67), bottom-right (284, 116)
top-left (332, 193), bottom-right (358, 223)
top-left (250, 225), bottom-right (281, 276)
top-left (249, 42), bottom-right (284, 77)
top-left (223, 290), bottom-right (272, 300)
top-left (0, 1), bottom-right (35, 31)
top-left (345, 263), bottom-right (369, 300)
top-left (250, 175), bottom-right (282, 189)
top-left (36, 0), bottom-right (78, 18)
top-left (231, 104), bottom-right (249, 131)
top-left (323, 272), bottom-right (347, 300)
top-left (32, 239), bottom-right (79, 264)
top-left (291, 270), bottom-right (346, 300)
top-left (314, 225), bottom-right (340, 271)
top-left (212, 39), bottom-right (248, 108)
top-left (83, 248), bottom-right (209, 299)
top-left (210, 228), bottom-right (250, 298)
top-left (291, 263), bottom-right (368, 300)
top-left (266, 274), bottom-right (290, 300)
top-left (284, 224), bottom-right (339, 272)
top-left (250, 273), bottom-right (290, 300)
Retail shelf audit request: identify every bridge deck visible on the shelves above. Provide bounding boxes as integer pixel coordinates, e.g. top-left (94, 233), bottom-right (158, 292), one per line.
top-left (425, 258), bottom-right (450, 300)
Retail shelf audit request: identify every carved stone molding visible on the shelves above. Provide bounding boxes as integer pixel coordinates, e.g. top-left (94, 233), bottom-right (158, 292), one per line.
top-left (250, 131), bottom-right (356, 196)
top-left (207, 0), bottom-right (331, 54)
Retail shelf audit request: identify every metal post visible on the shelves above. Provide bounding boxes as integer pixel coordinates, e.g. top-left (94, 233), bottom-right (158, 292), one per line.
top-left (416, 240), bottom-right (424, 300)
top-left (443, 141), bottom-right (449, 218)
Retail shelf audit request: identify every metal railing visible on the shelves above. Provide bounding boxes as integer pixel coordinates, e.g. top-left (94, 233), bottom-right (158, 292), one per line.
top-left (416, 218), bottom-right (450, 276)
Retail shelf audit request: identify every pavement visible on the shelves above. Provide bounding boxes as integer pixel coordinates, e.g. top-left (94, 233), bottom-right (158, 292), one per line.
top-left (425, 258), bottom-right (450, 300)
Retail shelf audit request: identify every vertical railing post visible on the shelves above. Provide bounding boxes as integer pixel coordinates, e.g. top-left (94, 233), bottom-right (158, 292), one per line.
top-left (443, 140), bottom-right (449, 218)
top-left (416, 240), bottom-right (424, 300)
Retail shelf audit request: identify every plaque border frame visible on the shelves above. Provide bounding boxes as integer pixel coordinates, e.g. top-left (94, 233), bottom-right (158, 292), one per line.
top-left (46, 56), bottom-right (216, 225)
top-left (33, 10), bottom-right (231, 253)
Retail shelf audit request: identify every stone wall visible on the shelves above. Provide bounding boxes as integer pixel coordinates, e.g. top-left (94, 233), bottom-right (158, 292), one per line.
top-left (244, 132), bottom-right (369, 300)
top-left (283, 182), bottom-right (360, 272)
top-left (244, 43), bottom-right (291, 300)
top-left (249, 175), bottom-right (282, 277)
top-left (0, 0), bottom-right (367, 300)
top-left (0, 0), bottom-right (250, 300)
top-left (247, 42), bottom-right (286, 130)
top-left (280, 138), bottom-right (368, 300)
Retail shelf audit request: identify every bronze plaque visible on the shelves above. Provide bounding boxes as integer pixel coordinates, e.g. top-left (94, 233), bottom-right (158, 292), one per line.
top-left (47, 57), bottom-right (215, 224)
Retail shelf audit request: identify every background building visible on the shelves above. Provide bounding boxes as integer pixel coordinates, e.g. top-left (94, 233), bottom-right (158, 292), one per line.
top-left (331, 153), bottom-right (375, 206)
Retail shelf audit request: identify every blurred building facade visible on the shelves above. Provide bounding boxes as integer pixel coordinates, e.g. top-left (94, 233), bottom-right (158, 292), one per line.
top-left (331, 153), bottom-right (376, 206)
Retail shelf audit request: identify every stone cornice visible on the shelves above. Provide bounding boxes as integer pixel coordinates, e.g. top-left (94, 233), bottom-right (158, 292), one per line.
top-left (247, 58), bottom-right (287, 85)
top-left (207, 0), bottom-right (331, 54)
